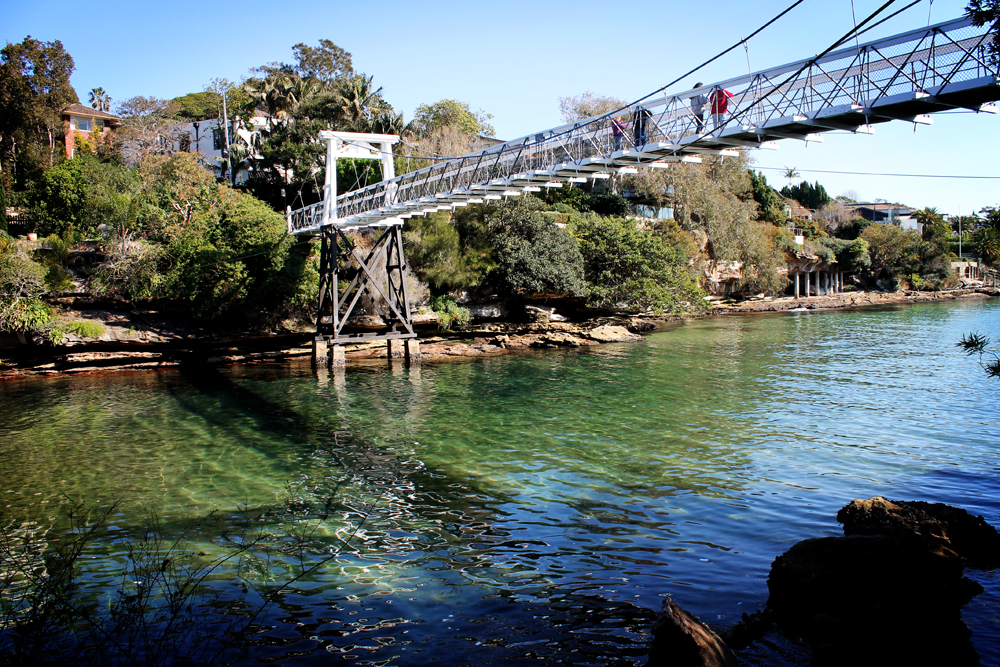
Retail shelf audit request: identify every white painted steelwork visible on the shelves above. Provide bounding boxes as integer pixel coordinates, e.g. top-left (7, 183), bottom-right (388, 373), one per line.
top-left (290, 17), bottom-right (998, 234)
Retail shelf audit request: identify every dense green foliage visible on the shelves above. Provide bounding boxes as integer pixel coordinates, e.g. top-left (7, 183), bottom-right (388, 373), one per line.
top-left (0, 37), bottom-right (78, 189)
top-left (2, 152), bottom-right (317, 334)
top-left (570, 214), bottom-right (702, 312)
top-left (404, 212), bottom-right (488, 293)
top-left (748, 171), bottom-right (785, 224)
top-left (428, 294), bottom-right (471, 330)
top-left (780, 180), bottom-right (831, 210)
top-left (628, 153), bottom-right (788, 295)
top-left (409, 99), bottom-right (495, 139)
top-left (483, 197), bottom-right (586, 296)
top-left (861, 223), bottom-right (953, 289)
top-left (0, 235), bottom-right (50, 332)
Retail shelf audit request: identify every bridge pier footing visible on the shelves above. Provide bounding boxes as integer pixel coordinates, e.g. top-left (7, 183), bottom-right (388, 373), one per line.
top-left (406, 339), bottom-right (421, 364)
top-left (313, 337), bottom-right (347, 368)
top-left (312, 337), bottom-right (329, 366)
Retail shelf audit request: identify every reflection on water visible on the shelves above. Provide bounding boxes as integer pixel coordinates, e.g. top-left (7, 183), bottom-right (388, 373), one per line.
top-left (1, 299), bottom-right (999, 665)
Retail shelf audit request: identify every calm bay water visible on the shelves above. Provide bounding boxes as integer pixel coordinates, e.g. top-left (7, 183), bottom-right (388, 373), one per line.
top-left (1, 298), bottom-right (999, 665)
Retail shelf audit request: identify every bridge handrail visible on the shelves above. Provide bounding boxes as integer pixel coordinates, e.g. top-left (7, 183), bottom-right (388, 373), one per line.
top-left (290, 16), bottom-right (997, 233)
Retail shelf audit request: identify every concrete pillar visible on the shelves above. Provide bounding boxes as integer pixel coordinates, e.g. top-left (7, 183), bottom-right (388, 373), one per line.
top-left (794, 273), bottom-right (800, 298)
top-left (387, 339), bottom-right (405, 361)
top-left (331, 344), bottom-right (346, 368)
top-left (405, 339), bottom-right (421, 364)
top-left (312, 337), bottom-right (329, 367)
top-left (804, 272), bottom-right (810, 297)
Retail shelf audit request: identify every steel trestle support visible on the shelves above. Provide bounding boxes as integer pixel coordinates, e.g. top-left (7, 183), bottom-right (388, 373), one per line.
top-left (313, 225), bottom-right (419, 366)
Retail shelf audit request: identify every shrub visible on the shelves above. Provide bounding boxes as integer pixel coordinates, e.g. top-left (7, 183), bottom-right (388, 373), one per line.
top-left (0, 245), bottom-right (50, 332)
top-left (484, 197), bottom-right (586, 296)
top-left (89, 242), bottom-right (164, 301)
top-left (860, 223), bottom-right (953, 289)
top-left (570, 214), bottom-right (702, 313)
top-left (403, 212), bottom-right (483, 292)
top-left (428, 295), bottom-right (470, 330)
top-left (64, 320), bottom-right (105, 338)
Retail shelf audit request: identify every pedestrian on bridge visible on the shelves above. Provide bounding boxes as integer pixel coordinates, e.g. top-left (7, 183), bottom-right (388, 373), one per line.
top-left (633, 107), bottom-right (652, 148)
top-left (691, 83), bottom-right (708, 133)
top-left (710, 87), bottom-right (734, 130)
top-left (611, 116), bottom-right (627, 151)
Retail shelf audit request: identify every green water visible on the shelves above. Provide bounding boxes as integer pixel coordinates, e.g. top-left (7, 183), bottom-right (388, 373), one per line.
top-left (1, 299), bottom-right (999, 665)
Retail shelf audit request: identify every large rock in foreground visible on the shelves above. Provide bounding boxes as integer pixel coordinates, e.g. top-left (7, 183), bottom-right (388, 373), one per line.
top-left (647, 598), bottom-right (738, 667)
top-left (767, 534), bottom-right (980, 666)
top-left (837, 496), bottom-right (1000, 568)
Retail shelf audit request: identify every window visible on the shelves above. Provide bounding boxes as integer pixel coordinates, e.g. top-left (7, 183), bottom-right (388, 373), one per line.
top-left (73, 117), bottom-right (92, 132)
top-left (179, 132), bottom-right (191, 152)
top-left (212, 128), bottom-right (226, 151)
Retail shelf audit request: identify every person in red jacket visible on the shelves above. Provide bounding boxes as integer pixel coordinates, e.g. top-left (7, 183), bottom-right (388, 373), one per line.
top-left (710, 87), bottom-right (734, 130)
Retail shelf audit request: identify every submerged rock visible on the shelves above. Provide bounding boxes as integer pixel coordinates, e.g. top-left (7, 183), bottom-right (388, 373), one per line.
top-left (837, 496), bottom-right (1000, 568)
top-left (647, 598), bottom-right (738, 667)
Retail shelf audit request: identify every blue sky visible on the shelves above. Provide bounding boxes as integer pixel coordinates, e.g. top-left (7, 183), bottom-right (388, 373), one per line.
top-left (4, 0), bottom-right (998, 215)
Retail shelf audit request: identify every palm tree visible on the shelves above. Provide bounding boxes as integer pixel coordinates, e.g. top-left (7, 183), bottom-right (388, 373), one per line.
top-left (783, 166), bottom-right (800, 188)
top-left (88, 87), bottom-right (112, 112)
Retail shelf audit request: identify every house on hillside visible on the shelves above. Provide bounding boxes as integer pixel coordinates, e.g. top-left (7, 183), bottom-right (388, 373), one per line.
top-left (846, 202), bottom-right (919, 232)
top-left (780, 196), bottom-right (815, 220)
top-left (174, 113), bottom-right (272, 183)
top-left (62, 103), bottom-right (121, 158)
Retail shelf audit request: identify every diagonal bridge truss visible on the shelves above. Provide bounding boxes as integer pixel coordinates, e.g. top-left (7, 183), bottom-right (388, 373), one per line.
top-left (290, 16), bottom-right (997, 235)
top-left (292, 16), bottom-right (998, 362)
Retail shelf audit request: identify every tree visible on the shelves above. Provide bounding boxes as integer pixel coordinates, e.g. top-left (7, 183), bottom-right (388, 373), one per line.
top-left (0, 36), bottom-right (78, 186)
top-left (627, 152), bottom-right (788, 295)
top-left (570, 213), bottom-right (702, 313)
top-left (483, 196), bottom-right (586, 296)
top-left (0, 236), bottom-right (50, 333)
top-left (859, 222), bottom-right (955, 288)
top-left (967, 0), bottom-right (1000, 64)
top-left (409, 99), bottom-right (495, 139)
top-left (114, 96), bottom-right (181, 166)
top-left (302, 73), bottom-right (403, 135)
top-left (780, 180), bottom-right (831, 210)
top-left (291, 39), bottom-right (353, 84)
top-left (558, 92), bottom-right (627, 123)
top-left (782, 166), bottom-right (799, 188)
top-left (975, 227), bottom-right (1000, 265)
top-left (88, 87), bottom-right (111, 112)
top-left (749, 170), bottom-right (785, 224)
top-left (979, 205), bottom-right (1000, 230)
top-left (171, 91), bottom-right (220, 121)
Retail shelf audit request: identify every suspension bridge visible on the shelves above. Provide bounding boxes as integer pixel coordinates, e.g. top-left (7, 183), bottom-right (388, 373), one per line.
top-left (290, 14), bottom-right (999, 366)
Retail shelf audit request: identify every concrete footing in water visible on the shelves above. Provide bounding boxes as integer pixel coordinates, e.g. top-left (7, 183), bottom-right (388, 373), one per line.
top-left (313, 336), bottom-right (420, 369)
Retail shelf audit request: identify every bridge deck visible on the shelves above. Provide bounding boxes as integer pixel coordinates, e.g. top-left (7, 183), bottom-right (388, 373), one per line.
top-left (289, 16), bottom-right (999, 234)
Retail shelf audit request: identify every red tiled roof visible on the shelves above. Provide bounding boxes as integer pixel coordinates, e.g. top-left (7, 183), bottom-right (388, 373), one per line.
top-left (62, 103), bottom-right (120, 121)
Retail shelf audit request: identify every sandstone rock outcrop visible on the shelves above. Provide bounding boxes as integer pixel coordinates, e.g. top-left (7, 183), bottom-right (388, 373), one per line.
top-left (837, 496), bottom-right (1000, 568)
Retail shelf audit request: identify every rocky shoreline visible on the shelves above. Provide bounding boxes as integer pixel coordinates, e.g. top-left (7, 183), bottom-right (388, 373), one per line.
top-left (647, 496), bottom-right (1000, 667)
top-left (1, 287), bottom-right (997, 381)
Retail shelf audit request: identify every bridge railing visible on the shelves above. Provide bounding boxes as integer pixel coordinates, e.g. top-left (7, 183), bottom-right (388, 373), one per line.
top-left (290, 16), bottom-right (997, 233)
